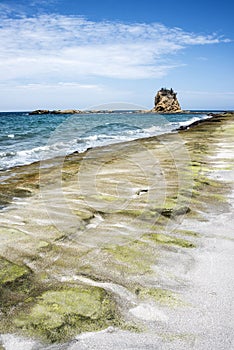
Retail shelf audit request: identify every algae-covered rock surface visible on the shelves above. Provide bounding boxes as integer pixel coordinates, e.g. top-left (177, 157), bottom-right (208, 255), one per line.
top-left (0, 258), bottom-right (30, 285)
top-left (14, 286), bottom-right (120, 343)
top-left (0, 112), bottom-right (233, 348)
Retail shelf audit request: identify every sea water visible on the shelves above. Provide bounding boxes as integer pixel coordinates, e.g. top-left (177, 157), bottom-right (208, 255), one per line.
top-left (0, 111), bottom-right (213, 171)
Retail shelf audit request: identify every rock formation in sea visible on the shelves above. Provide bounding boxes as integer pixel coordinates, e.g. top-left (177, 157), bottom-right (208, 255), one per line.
top-left (29, 87), bottom-right (183, 115)
top-left (152, 88), bottom-right (182, 113)
top-left (29, 109), bottom-right (83, 115)
top-left (29, 109), bottom-right (117, 115)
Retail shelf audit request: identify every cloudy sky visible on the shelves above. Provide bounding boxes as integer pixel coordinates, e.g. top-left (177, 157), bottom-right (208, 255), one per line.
top-left (0, 0), bottom-right (233, 111)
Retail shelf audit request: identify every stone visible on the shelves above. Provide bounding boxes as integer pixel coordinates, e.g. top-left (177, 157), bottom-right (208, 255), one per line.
top-left (14, 286), bottom-right (119, 343)
top-left (29, 110), bottom-right (50, 115)
top-left (59, 109), bottom-right (82, 114)
top-left (0, 257), bottom-right (30, 285)
top-left (152, 88), bottom-right (182, 113)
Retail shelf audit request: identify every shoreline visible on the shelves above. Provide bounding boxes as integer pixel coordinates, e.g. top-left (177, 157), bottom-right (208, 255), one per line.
top-left (0, 110), bottom-right (212, 174)
top-left (0, 112), bottom-right (230, 211)
top-left (0, 112), bottom-right (233, 349)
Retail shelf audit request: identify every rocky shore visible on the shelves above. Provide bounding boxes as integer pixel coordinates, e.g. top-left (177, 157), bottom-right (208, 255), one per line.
top-left (0, 112), bottom-right (233, 349)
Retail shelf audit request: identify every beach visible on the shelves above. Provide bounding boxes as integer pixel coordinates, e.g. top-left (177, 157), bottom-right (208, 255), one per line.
top-left (0, 112), bottom-right (233, 349)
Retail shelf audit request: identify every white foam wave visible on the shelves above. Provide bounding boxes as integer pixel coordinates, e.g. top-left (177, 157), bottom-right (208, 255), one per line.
top-left (0, 151), bottom-right (16, 158)
top-left (84, 135), bottom-right (99, 141)
top-left (178, 114), bottom-right (211, 128)
top-left (178, 116), bottom-right (200, 127)
top-left (0, 140), bottom-right (80, 170)
top-left (142, 125), bottom-right (162, 133)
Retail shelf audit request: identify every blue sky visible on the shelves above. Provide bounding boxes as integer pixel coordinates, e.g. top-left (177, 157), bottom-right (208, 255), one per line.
top-left (0, 0), bottom-right (233, 111)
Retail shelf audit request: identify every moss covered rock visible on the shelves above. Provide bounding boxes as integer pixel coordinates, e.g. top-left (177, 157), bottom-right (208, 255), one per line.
top-left (0, 258), bottom-right (30, 285)
top-left (136, 287), bottom-right (184, 307)
top-left (145, 233), bottom-right (195, 248)
top-left (104, 241), bottom-right (154, 274)
top-left (14, 286), bottom-right (119, 343)
top-left (0, 257), bottom-right (33, 326)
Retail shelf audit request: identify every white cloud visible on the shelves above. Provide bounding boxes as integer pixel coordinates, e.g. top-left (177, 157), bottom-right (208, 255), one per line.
top-left (0, 80), bottom-right (135, 111)
top-left (0, 14), bottom-right (229, 85)
top-left (13, 82), bottom-right (102, 90)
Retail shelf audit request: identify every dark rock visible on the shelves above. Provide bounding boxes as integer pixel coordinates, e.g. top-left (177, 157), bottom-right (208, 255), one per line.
top-left (29, 110), bottom-right (50, 115)
top-left (29, 109), bottom-right (82, 115)
top-left (177, 115), bottom-right (222, 131)
top-left (155, 206), bottom-right (191, 217)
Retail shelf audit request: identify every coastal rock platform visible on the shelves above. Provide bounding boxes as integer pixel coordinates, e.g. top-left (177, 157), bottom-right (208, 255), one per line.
top-left (0, 113), bottom-right (233, 349)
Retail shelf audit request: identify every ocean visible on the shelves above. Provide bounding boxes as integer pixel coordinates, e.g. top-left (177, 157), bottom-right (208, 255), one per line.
top-left (0, 111), bottom-right (213, 171)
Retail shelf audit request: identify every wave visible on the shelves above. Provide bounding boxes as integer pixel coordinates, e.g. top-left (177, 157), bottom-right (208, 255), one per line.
top-left (178, 114), bottom-right (211, 127)
top-left (0, 132), bottom-right (38, 142)
top-left (0, 151), bottom-right (17, 158)
top-left (178, 116), bottom-right (201, 127)
top-left (0, 141), bottom-right (79, 170)
top-left (142, 125), bottom-right (166, 133)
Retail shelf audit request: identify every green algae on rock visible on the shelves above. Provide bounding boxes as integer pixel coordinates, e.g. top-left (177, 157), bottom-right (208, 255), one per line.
top-left (14, 286), bottom-right (120, 343)
top-left (135, 287), bottom-right (184, 307)
top-left (0, 257), bottom-right (33, 330)
top-left (104, 241), bottom-right (155, 275)
top-left (175, 229), bottom-right (200, 237)
top-left (144, 233), bottom-right (196, 248)
top-left (0, 258), bottom-right (30, 285)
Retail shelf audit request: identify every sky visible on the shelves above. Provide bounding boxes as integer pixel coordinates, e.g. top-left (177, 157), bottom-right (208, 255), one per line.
top-left (0, 0), bottom-right (233, 111)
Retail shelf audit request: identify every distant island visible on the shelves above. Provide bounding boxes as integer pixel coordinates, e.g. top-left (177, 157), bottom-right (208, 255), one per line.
top-left (29, 88), bottom-right (183, 115)
top-left (29, 109), bottom-right (86, 115)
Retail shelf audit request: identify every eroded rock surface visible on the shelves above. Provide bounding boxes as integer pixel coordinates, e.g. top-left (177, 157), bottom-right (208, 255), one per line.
top-left (0, 113), bottom-right (233, 347)
top-left (152, 88), bottom-right (182, 113)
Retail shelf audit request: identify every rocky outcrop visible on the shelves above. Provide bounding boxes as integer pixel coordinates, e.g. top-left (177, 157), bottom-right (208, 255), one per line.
top-left (152, 88), bottom-right (182, 113)
top-left (29, 109), bottom-right (116, 115)
top-left (29, 109), bottom-right (83, 115)
top-left (29, 110), bottom-right (50, 115)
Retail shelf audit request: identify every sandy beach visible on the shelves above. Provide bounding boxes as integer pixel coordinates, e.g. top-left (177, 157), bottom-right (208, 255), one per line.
top-left (0, 112), bottom-right (233, 350)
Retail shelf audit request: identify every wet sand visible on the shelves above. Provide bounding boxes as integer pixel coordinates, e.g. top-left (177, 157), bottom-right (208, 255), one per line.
top-left (0, 113), bottom-right (233, 349)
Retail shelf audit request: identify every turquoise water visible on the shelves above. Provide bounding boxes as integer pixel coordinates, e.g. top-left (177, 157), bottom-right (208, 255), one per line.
top-left (0, 111), bottom-right (211, 170)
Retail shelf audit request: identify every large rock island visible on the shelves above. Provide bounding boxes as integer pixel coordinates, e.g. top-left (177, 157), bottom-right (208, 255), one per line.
top-left (152, 87), bottom-right (182, 113)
